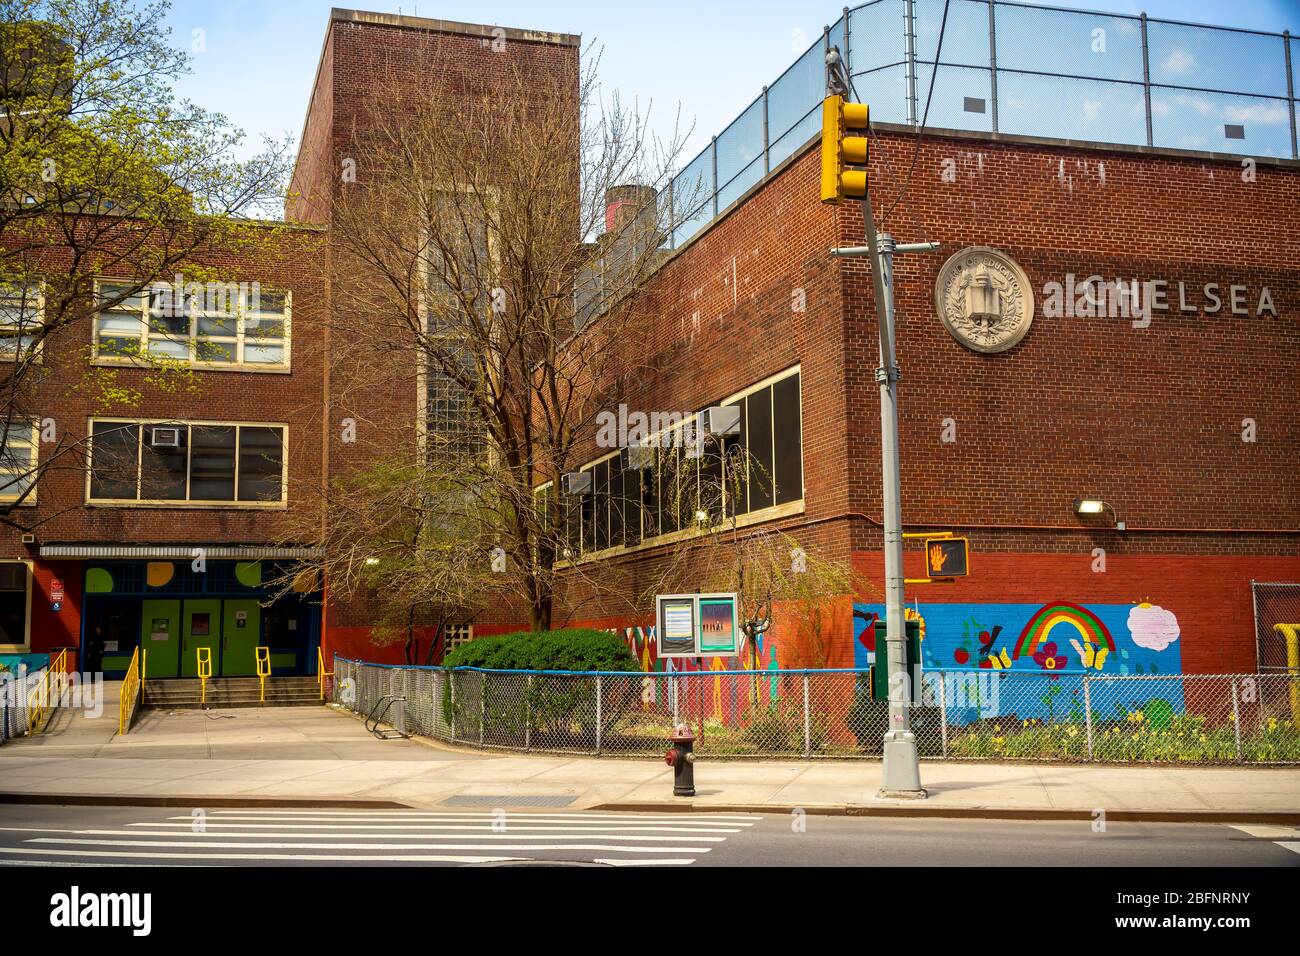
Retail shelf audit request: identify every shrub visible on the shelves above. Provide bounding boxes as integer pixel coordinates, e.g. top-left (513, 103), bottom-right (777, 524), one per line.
top-left (441, 629), bottom-right (639, 746)
top-left (443, 628), bottom-right (639, 672)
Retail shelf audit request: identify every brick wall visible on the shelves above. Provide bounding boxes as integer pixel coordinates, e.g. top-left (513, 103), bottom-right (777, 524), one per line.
top-left (1, 223), bottom-right (328, 560)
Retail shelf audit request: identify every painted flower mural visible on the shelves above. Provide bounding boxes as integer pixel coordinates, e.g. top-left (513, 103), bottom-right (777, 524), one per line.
top-left (1128, 603), bottom-right (1180, 652)
top-left (1032, 641), bottom-right (1068, 672)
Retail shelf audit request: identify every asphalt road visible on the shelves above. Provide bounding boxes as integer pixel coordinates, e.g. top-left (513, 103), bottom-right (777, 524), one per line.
top-left (0, 804), bottom-right (1296, 867)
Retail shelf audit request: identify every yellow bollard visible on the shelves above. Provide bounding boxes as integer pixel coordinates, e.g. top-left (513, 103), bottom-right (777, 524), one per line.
top-left (197, 647), bottom-right (212, 706)
top-left (1275, 624), bottom-right (1300, 725)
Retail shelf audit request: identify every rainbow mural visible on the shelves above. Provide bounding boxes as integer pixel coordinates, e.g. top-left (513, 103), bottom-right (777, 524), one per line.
top-left (1014, 602), bottom-right (1115, 660)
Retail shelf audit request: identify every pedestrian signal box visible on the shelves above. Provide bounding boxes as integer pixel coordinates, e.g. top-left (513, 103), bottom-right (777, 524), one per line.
top-left (924, 536), bottom-right (969, 578)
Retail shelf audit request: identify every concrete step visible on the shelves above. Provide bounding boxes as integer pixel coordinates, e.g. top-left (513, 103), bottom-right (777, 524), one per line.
top-left (143, 677), bottom-right (324, 709)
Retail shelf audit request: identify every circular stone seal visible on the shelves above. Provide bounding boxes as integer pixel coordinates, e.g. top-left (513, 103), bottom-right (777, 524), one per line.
top-left (933, 245), bottom-right (1035, 354)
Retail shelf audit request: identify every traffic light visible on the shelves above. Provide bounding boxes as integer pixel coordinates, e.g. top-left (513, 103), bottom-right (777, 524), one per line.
top-left (820, 95), bottom-right (869, 204)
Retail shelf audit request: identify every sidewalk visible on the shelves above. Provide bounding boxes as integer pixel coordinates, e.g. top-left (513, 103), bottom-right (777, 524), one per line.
top-left (1, 702), bottom-right (1297, 821)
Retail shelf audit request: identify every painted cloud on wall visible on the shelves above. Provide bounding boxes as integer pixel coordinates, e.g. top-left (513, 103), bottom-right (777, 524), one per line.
top-left (1128, 602), bottom-right (1181, 652)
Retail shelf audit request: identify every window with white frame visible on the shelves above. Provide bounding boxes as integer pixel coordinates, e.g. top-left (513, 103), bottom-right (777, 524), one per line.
top-left (0, 280), bottom-right (43, 358)
top-left (93, 280), bottom-right (290, 368)
top-left (87, 419), bottom-right (287, 506)
top-left (556, 367), bottom-right (803, 559)
top-left (0, 419), bottom-right (38, 504)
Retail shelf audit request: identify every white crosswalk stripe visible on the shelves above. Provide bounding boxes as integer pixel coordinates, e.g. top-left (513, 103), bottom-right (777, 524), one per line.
top-left (0, 810), bottom-right (760, 867)
top-left (1229, 824), bottom-right (1300, 857)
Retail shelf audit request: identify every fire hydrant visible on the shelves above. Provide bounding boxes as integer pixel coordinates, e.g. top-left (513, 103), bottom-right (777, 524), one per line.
top-left (664, 724), bottom-right (696, 797)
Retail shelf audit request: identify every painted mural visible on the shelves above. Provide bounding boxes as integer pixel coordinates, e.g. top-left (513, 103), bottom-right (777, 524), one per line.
top-left (610, 624), bottom-right (784, 727)
top-left (853, 600), bottom-right (1186, 724)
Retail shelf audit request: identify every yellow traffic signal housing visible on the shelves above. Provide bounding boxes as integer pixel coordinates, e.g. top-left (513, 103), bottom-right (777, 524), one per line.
top-left (820, 95), bottom-right (869, 204)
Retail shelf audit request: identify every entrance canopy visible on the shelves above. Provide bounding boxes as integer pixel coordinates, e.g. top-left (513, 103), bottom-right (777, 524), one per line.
top-left (40, 544), bottom-right (322, 560)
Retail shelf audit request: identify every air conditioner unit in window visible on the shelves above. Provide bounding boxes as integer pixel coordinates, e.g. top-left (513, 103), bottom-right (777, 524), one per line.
top-left (621, 443), bottom-right (655, 471)
top-left (149, 426), bottom-right (182, 448)
top-left (561, 471), bottom-right (591, 496)
top-left (702, 405), bottom-right (741, 437)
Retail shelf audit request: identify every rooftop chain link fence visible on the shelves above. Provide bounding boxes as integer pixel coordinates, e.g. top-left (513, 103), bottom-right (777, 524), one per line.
top-left (665, 0), bottom-right (1299, 250)
top-left (333, 658), bottom-right (1300, 764)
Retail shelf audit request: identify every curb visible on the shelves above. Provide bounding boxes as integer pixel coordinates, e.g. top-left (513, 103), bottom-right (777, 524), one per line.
top-left (592, 801), bottom-right (1300, 824)
top-left (0, 793), bottom-right (413, 809)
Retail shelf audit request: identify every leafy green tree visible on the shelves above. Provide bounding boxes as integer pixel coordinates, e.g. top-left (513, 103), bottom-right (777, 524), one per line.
top-left (0, 0), bottom-right (292, 529)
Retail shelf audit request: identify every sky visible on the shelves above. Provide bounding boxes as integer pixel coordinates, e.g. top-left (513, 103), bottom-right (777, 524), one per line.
top-left (159, 0), bottom-right (1300, 168)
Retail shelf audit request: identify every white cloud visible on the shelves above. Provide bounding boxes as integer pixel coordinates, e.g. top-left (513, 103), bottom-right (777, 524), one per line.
top-left (1161, 48), bottom-right (1195, 75)
top-left (1128, 604), bottom-right (1180, 652)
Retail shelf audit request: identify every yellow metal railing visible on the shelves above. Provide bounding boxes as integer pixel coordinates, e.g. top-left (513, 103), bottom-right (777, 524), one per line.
top-left (118, 646), bottom-right (142, 735)
top-left (256, 646), bottom-right (271, 703)
top-left (317, 646), bottom-right (333, 700)
top-left (26, 647), bottom-right (71, 735)
top-left (197, 647), bottom-right (212, 706)
top-left (1275, 623), bottom-right (1300, 724)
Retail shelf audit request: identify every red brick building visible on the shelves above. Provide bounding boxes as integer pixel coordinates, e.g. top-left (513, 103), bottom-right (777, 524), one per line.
top-left (8, 5), bottom-right (1298, 686)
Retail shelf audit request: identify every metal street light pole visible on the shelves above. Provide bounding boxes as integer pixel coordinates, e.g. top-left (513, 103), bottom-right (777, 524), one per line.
top-left (831, 199), bottom-right (937, 800)
top-left (826, 44), bottom-right (936, 796)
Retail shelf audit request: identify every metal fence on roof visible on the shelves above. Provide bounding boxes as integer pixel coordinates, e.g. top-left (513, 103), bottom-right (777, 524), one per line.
top-left (665, 0), bottom-right (1298, 248)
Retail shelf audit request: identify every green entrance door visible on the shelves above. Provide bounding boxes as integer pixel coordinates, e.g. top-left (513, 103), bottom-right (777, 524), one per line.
top-left (140, 600), bottom-right (181, 678)
top-left (180, 599), bottom-right (221, 678)
top-left (221, 600), bottom-right (261, 676)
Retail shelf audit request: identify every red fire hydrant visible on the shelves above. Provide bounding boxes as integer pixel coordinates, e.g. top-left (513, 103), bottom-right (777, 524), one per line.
top-left (664, 723), bottom-right (696, 797)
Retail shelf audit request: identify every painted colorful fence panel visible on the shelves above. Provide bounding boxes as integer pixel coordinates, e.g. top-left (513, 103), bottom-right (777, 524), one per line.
top-left (612, 624), bottom-right (788, 728)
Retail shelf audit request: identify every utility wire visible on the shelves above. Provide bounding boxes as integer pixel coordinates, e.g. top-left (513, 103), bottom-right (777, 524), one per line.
top-left (879, 0), bottom-right (952, 233)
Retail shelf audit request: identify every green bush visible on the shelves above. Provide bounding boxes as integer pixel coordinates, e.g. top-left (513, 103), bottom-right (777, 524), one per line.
top-left (443, 628), bottom-right (639, 672)
top-left (441, 629), bottom-right (639, 747)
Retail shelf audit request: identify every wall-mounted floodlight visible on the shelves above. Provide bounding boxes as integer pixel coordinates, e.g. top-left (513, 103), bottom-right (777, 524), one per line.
top-left (1073, 498), bottom-right (1125, 531)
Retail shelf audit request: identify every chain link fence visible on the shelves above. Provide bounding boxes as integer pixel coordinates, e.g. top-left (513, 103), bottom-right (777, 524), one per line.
top-left (333, 658), bottom-right (1300, 765)
top-left (667, 0), bottom-right (1298, 250)
top-left (1252, 582), bottom-right (1300, 673)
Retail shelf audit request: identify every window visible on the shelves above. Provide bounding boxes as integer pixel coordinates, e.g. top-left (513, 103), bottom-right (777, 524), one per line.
top-left (552, 367), bottom-right (802, 559)
top-left (0, 419), bottom-right (38, 504)
top-left (88, 420), bottom-right (287, 506)
top-left (0, 562), bottom-right (30, 647)
top-left (421, 192), bottom-right (492, 460)
top-left (93, 280), bottom-right (290, 369)
top-left (727, 368), bottom-right (803, 516)
top-left (442, 624), bottom-right (473, 655)
top-left (0, 280), bottom-right (43, 358)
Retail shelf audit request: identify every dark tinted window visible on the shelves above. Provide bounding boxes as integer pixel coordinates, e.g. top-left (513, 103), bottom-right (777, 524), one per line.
top-left (773, 373), bottom-right (802, 505)
top-left (237, 427), bottom-right (284, 502)
top-left (140, 426), bottom-right (188, 500)
top-left (90, 422), bottom-right (139, 499)
top-left (189, 426), bottom-right (236, 501)
top-left (746, 388), bottom-right (774, 511)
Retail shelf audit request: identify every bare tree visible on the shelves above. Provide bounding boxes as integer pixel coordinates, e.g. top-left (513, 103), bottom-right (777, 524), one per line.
top-left (299, 40), bottom-right (696, 635)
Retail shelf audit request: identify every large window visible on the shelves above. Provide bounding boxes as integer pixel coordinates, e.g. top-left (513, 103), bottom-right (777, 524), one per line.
top-left (558, 367), bottom-right (802, 558)
top-left (421, 192), bottom-right (492, 460)
top-left (0, 562), bottom-right (30, 648)
top-left (93, 280), bottom-right (290, 369)
top-left (0, 280), bottom-right (43, 358)
top-left (0, 419), bottom-right (37, 504)
top-left (88, 420), bottom-right (287, 506)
